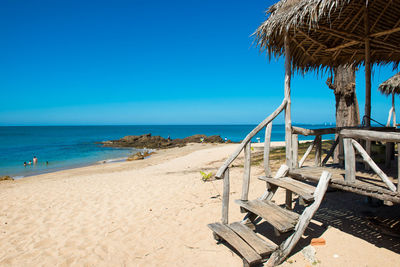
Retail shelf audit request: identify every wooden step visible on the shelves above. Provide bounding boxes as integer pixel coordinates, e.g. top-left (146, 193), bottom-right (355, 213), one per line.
top-left (235, 199), bottom-right (299, 232)
top-left (229, 222), bottom-right (278, 257)
top-left (259, 176), bottom-right (316, 202)
top-left (208, 223), bottom-right (262, 265)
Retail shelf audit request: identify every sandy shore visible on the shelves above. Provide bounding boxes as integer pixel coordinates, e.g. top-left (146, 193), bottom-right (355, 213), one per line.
top-left (0, 142), bottom-right (399, 266)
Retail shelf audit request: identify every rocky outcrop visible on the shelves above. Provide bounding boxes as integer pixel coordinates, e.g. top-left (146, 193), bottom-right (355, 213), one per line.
top-left (101, 133), bottom-right (229, 149)
top-left (0, 176), bottom-right (13, 182)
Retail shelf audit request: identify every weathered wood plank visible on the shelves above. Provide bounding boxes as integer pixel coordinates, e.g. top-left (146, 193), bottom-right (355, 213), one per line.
top-left (292, 134), bottom-right (298, 169)
top-left (229, 222), bottom-right (278, 257)
top-left (264, 122), bottom-right (273, 177)
top-left (235, 199), bottom-right (299, 232)
top-left (343, 138), bottom-right (356, 183)
top-left (215, 99), bottom-right (287, 178)
top-left (208, 223), bottom-right (262, 264)
top-left (284, 34), bottom-right (292, 170)
top-left (340, 129), bottom-right (400, 143)
top-left (398, 143), bottom-right (400, 193)
top-left (241, 143), bottom-right (252, 201)
top-left (315, 135), bottom-right (322, 167)
top-left (292, 126), bottom-right (336, 136)
top-left (222, 168), bottom-right (230, 224)
top-left (266, 171), bottom-right (332, 266)
top-left (259, 177), bottom-right (315, 202)
top-left (351, 139), bottom-right (396, 192)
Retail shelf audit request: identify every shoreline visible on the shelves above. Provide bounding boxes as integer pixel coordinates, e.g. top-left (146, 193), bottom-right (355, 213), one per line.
top-left (3, 140), bottom-right (318, 180)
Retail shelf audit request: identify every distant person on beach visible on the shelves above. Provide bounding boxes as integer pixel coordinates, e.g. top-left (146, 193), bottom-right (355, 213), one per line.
top-left (28, 160), bottom-right (32, 165)
top-left (224, 137), bottom-right (228, 143)
top-left (24, 162), bottom-right (27, 167)
top-left (46, 161), bottom-right (49, 166)
top-left (200, 137), bottom-right (204, 143)
top-left (33, 156), bottom-right (38, 165)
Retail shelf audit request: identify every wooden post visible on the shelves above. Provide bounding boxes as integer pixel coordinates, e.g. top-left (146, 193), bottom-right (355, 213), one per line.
top-left (315, 135), bottom-right (322, 167)
top-left (241, 142), bottom-right (251, 201)
top-left (339, 135), bottom-right (344, 167)
top-left (264, 122), bottom-right (273, 177)
top-left (222, 168), bottom-right (230, 224)
top-left (343, 138), bottom-right (356, 183)
top-left (322, 136), bottom-right (340, 166)
top-left (284, 34), bottom-right (293, 169)
top-left (292, 134), bottom-right (298, 169)
top-left (393, 93), bottom-right (396, 126)
top-left (398, 143), bottom-right (400, 193)
top-left (365, 140), bottom-right (371, 170)
top-left (364, 6), bottom-right (372, 127)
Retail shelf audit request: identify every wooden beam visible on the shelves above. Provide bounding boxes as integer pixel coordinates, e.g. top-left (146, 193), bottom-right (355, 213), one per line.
top-left (351, 139), bottom-right (397, 192)
top-left (292, 126), bottom-right (336, 136)
top-left (263, 122), bottom-right (273, 177)
top-left (343, 138), bottom-right (356, 183)
top-left (340, 129), bottom-right (400, 143)
top-left (284, 34), bottom-right (293, 169)
top-left (221, 168), bottom-right (230, 224)
top-left (370, 27), bottom-right (400, 38)
top-left (398, 143), bottom-right (400, 193)
top-left (215, 98), bottom-right (287, 178)
top-left (325, 40), bottom-right (361, 52)
top-left (241, 142), bottom-right (251, 201)
top-left (292, 134), bottom-right (298, 169)
top-left (315, 135), bottom-right (322, 167)
top-left (364, 6), bottom-right (371, 127)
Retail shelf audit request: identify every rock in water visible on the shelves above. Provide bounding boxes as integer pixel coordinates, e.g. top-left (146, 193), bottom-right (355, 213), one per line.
top-left (102, 133), bottom-right (230, 149)
top-left (0, 176), bottom-right (14, 182)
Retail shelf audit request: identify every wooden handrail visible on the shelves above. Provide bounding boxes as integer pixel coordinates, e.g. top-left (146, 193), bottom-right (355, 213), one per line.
top-left (341, 129), bottom-right (400, 142)
top-left (292, 126), bottom-right (336, 136)
top-left (215, 98), bottom-right (287, 178)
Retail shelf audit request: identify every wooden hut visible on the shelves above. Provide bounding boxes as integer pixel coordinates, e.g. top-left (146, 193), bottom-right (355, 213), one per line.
top-left (208, 1), bottom-right (400, 266)
top-left (379, 72), bottom-right (400, 127)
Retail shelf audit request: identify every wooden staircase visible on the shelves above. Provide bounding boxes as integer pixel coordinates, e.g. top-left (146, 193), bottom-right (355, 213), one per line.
top-left (208, 166), bottom-right (331, 266)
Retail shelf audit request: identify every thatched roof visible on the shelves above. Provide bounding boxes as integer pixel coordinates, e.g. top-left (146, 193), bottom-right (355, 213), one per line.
top-left (379, 72), bottom-right (400, 95)
top-left (255, 0), bottom-right (400, 72)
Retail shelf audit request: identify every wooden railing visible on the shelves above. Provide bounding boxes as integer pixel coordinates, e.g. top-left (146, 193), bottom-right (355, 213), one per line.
top-left (217, 98), bottom-right (287, 224)
top-left (340, 129), bottom-right (400, 192)
top-left (291, 126), bottom-right (338, 168)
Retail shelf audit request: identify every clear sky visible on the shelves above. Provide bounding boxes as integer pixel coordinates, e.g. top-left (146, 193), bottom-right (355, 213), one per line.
top-left (0, 0), bottom-right (398, 125)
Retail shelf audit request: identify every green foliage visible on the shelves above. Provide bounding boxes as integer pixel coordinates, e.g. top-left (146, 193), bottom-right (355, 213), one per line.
top-left (200, 171), bottom-right (213, 181)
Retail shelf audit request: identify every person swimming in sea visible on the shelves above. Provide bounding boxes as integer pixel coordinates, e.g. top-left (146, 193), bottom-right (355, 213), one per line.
top-left (33, 156), bottom-right (38, 165)
top-left (24, 162), bottom-right (27, 167)
top-left (28, 160), bottom-right (32, 165)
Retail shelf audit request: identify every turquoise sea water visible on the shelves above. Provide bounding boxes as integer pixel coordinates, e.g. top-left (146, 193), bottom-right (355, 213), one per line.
top-left (0, 124), bottom-right (334, 178)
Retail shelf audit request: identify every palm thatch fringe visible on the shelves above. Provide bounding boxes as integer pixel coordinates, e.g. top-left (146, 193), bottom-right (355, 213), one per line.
top-left (379, 72), bottom-right (400, 95)
top-left (254, 0), bottom-right (400, 72)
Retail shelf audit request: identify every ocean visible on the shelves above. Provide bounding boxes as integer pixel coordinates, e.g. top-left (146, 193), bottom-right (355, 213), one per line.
top-left (0, 124), bottom-right (334, 178)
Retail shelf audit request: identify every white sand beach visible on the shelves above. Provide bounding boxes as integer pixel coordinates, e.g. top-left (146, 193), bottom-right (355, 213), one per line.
top-left (0, 143), bottom-right (399, 266)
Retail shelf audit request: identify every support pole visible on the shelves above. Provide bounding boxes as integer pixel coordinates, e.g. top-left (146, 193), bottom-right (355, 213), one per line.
top-left (364, 6), bottom-right (371, 127)
top-left (284, 34), bottom-right (293, 169)
top-left (393, 93), bottom-right (396, 127)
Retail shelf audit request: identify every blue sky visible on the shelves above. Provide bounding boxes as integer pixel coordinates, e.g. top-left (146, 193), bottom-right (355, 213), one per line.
top-left (0, 0), bottom-right (398, 125)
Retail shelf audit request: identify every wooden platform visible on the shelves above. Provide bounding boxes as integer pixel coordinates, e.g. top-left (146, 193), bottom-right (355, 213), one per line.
top-left (289, 165), bottom-right (400, 203)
